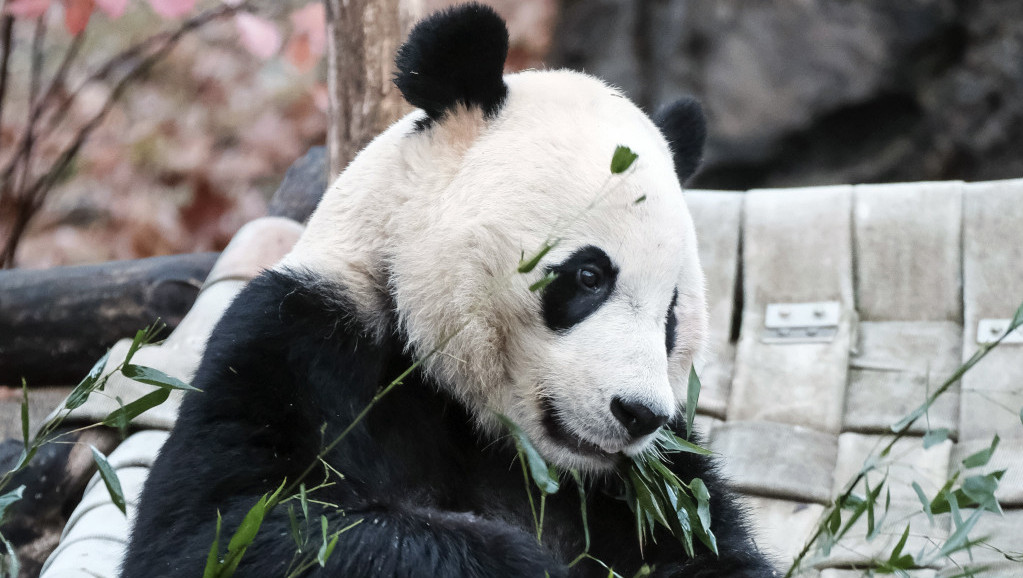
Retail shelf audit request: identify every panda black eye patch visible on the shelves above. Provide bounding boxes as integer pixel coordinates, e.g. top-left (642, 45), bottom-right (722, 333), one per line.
top-left (665, 288), bottom-right (679, 354)
top-left (541, 246), bottom-right (618, 331)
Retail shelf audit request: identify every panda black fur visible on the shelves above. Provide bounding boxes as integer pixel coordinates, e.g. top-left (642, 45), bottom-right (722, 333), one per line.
top-left (123, 4), bottom-right (776, 577)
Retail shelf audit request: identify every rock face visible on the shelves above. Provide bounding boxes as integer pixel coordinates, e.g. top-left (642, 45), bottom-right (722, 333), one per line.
top-left (552, 0), bottom-right (1023, 190)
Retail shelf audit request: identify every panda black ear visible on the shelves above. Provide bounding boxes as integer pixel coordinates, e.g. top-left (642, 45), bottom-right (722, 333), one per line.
top-left (394, 3), bottom-right (509, 123)
top-left (652, 97), bottom-right (707, 184)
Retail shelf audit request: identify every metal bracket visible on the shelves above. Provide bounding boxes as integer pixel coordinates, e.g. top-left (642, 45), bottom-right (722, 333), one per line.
top-left (762, 301), bottom-right (841, 344)
top-left (977, 319), bottom-right (1023, 344)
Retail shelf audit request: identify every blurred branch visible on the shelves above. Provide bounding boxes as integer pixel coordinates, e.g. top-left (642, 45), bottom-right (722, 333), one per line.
top-left (0, 145), bottom-right (327, 387)
top-left (0, 15), bottom-right (13, 131)
top-left (16, 15), bottom-right (48, 196)
top-left (0, 1), bottom-right (252, 269)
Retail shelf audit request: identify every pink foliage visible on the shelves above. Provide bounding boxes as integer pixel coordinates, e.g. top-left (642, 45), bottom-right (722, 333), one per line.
top-left (234, 12), bottom-right (282, 60)
top-left (4, 0), bottom-right (52, 19)
top-left (63, 0), bottom-right (94, 35)
top-left (94, 0), bottom-right (128, 19)
top-left (284, 2), bottom-right (326, 71)
top-left (146, 0), bottom-right (195, 19)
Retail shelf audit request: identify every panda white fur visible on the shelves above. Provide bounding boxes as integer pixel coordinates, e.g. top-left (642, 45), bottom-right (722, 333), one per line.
top-left (124, 4), bottom-right (775, 577)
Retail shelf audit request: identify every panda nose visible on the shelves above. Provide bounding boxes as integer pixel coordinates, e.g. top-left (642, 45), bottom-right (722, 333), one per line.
top-left (610, 397), bottom-right (669, 439)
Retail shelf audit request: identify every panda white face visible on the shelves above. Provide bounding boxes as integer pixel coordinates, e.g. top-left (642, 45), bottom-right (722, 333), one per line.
top-left (385, 71), bottom-right (709, 472)
top-left (495, 170), bottom-right (706, 472)
top-left (284, 64), bottom-right (706, 474)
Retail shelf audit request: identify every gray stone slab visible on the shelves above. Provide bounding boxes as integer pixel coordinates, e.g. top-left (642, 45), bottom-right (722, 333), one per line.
top-left (952, 437), bottom-right (1023, 507)
top-left (710, 421), bottom-right (838, 504)
top-left (853, 181), bottom-right (963, 323)
top-left (742, 495), bottom-right (825, 567)
top-left (937, 561), bottom-right (1023, 578)
top-left (686, 191), bottom-right (744, 418)
top-left (960, 179), bottom-right (1023, 442)
top-left (823, 570), bottom-right (935, 578)
top-left (832, 433), bottom-right (952, 502)
top-left (844, 321), bottom-right (962, 436)
top-left (730, 186), bottom-right (854, 433)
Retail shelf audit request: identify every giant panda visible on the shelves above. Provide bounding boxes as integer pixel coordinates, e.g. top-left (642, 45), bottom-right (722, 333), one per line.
top-left (122, 4), bottom-right (775, 577)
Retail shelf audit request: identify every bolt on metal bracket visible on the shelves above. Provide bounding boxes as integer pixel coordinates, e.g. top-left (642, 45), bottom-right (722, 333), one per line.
top-left (977, 319), bottom-right (1023, 345)
top-left (762, 301), bottom-right (841, 344)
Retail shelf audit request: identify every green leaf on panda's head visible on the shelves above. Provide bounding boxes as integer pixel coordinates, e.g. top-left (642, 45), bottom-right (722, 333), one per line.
top-left (518, 242), bottom-right (554, 274)
top-left (529, 271), bottom-right (558, 292)
top-left (610, 145), bottom-right (639, 174)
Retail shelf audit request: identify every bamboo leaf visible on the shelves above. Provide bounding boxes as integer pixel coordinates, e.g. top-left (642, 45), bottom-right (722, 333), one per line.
top-left (889, 523), bottom-right (911, 562)
top-left (287, 505), bottom-right (302, 549)
top-left (655, 430), bottom-right (712, 456)
top-left (121, 364), bottom-right (200, 391)
top-left (939, 508), bottom-right (984, 558)
top-left (498, 415), bottom-right (560, 494)
top-left (0, 486), bottom-right (25, 524)
top-left (961, 434), bottom-right (1000, 468)
top-left (202, 512), bottom-right (223, 578)
top-left (90, 446), bottom-right (126, 515)
top-left (961, 471), bottom-right (1005, 515)
top-left (912, 481), bottom-right (933, 524)
top-left (923, 428), bottom-right (950, 449)
top-left (217, 482), bottom-right (286, 577)
top-left (890, 404), bottom-right (927, 434)
top-left (318, 532), bottom-right (339, 567)
top-left (627, 469), bottom-right (671, 533)
top-left (65, 349), bottom-right (111, 410)
top-left (610, 145), bottom-right (639, 174)
top-left (101, 388), bottom-right (171, 429)
top-left (685, 367), bottom-right (700, 441)
top-left (0, 530), bottom-right (20, 578)
top-left (20, 381), bottom-right (30, 450)
top-left (570, 470), bottom-right (590, 553)
top-left (1010, 299), bottom-right (1023, 332)
top-left (122, 327), bottom-right (149, 367)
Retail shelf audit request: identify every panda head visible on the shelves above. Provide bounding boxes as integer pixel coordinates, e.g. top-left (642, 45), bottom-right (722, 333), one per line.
top-left (282, 3), bottom-right (708, 473)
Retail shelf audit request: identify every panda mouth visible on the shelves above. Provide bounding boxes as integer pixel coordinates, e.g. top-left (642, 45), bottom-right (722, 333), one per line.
top-left (538, 397), bottom-right (619, 459)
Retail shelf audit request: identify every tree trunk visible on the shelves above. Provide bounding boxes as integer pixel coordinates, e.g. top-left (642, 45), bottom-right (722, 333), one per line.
top-left (323, 0), bottom-right (419, 178)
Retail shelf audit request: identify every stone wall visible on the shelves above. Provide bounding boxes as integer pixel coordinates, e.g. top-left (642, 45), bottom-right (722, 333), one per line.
top-left (551, 0), bottom-right (1023, 190)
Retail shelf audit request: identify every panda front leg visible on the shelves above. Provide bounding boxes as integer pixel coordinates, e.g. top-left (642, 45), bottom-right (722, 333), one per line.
top-left (240, 503), bottom-right (568, 578)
